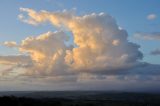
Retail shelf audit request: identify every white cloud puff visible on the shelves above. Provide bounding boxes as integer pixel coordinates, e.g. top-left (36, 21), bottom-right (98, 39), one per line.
top-left (147, 14), bottom-right (157, 20)
top-left (3, 41), bottom-right (17, 48)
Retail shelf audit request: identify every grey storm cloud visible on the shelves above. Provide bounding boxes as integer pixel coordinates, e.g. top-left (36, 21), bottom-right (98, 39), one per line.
top-left (134, 32), bottom-right (160, 40)
top-left (151, 49), bottom-right (160, 55)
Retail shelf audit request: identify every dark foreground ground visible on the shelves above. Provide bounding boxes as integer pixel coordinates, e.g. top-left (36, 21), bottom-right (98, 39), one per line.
top-left (0, 91), bottom-right (160, 106)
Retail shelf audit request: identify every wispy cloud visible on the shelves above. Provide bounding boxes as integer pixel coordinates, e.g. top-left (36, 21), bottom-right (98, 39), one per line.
top-left (134, 32), bottom-right (160, 40)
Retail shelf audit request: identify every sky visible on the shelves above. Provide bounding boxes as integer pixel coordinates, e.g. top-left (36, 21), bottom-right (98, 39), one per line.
top-left (0, 0), bottom-right (160, 92)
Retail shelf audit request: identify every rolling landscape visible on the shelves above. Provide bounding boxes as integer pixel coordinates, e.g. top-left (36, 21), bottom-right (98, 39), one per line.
top-left (0, 91), bottom-right (160, 106)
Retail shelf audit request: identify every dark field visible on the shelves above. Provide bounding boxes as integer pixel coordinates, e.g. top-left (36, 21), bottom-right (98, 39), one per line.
top-left (0, 91), bottom-right (160, 106)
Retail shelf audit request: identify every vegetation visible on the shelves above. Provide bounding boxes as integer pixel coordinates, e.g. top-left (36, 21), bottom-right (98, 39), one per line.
top-left (0, 93), bottom-right (160, 106)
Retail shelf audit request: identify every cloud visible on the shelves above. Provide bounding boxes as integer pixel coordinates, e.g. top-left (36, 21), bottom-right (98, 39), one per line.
top-left (0, 55), bottom-right (32, 76)
top-left (19, 8), bottom-right (143, 72)
top-left (147, 14), bottom-right (157, 20)
top-left (134, 32), bottom-right (160, 40)
top-left (19, 31), bottom-right (70, 76)
top-left (127, 63), bottom-right (160, 75)
top-left (1, 8), bottom-right (160, 88)
top-left (0, 55), bottom-right (31, 65)
top-left (3, 41), bottom-right (17, 48)
top-left (150, 49), bottom-right (160, 55)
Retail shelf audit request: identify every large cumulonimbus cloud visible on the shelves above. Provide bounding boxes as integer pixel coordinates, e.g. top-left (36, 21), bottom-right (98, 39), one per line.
top-left (0, 8), bottom-right (159, 83)
top-left (19, 8), bottom-right (142, 71)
